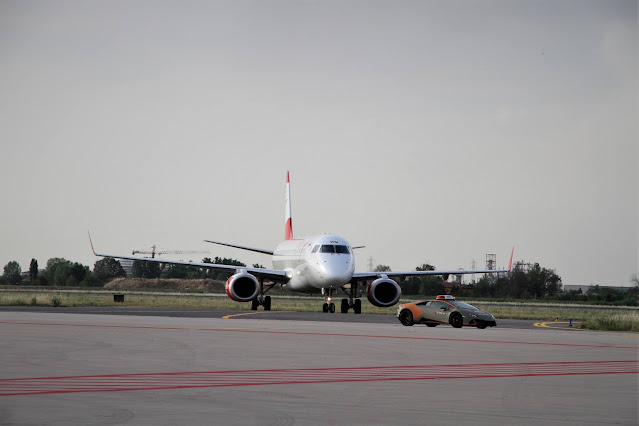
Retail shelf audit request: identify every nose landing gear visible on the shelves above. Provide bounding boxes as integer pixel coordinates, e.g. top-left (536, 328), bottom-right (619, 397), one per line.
top-left (322, 288), bottom-right (336, 313)
top-left (329, 282), bottom-right (362, 314)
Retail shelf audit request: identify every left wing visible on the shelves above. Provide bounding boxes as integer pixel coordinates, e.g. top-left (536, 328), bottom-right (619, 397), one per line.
top-left (353, 248), bottom-right (514, 281)
top-left (89, 233), bottom-right (289, 283)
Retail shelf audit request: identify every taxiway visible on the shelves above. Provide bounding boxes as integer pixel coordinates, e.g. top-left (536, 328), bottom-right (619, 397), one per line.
top-left (0, 310), bottom-right (637, 425)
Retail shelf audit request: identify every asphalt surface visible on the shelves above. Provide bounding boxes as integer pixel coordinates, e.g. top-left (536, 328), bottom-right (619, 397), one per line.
top-left (0, 305), bottom-right (541, 328)
top-left (1, 309), bottom-right (636, 425)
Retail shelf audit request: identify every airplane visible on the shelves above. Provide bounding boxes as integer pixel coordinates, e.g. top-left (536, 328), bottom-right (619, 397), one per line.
top-left (90, 172), bottom-right (513, 313)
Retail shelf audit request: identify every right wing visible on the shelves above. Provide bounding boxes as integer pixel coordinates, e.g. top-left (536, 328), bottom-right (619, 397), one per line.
top-left (90, 233), bottom-right (288, 283)
top-left (353, 248), bottom-right (514, 281)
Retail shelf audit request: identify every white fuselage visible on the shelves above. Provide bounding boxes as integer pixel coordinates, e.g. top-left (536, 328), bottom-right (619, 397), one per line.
top-left (272, 234), bottom-right (355, 293)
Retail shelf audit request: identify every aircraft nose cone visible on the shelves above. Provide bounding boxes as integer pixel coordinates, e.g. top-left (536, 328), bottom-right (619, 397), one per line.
top-left (317, 256), bottom-right (353, 286)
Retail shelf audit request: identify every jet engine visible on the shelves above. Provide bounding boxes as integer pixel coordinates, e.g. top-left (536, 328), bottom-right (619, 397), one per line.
top-left (366, 277), bottom-right (401, 307)
top-left (225, 272), bottom-right (260, 302)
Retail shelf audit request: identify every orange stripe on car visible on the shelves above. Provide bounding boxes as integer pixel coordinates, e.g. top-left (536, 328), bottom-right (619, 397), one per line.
top-left (406, 304), bottom-right (423, 318)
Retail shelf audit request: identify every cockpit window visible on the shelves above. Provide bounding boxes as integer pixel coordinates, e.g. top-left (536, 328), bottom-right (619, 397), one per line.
top-left (311, 245), bottom-right (320, 253)
top-left (335, 245), bottom-right (350, 254)
top-left (319, 245), bottom-right (335, 253)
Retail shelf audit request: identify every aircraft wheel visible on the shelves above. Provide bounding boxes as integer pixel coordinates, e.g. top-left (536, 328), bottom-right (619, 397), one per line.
top-left (329, 303), bottom-right (335, 313)
top-left (322, 303), bottom-right (328, 313)
top-left (399, 309), bottom-right (414, 326)
top-left (354, 299), bottom-right (362, 314)
top-left (251, 299), bottom-right (258, 310)
top-left (450, 313), bottom-right (463, 328)
top-left (340, 299), bottom-right (349, 313)
top-left (263, 296), bottom-right (271, 311)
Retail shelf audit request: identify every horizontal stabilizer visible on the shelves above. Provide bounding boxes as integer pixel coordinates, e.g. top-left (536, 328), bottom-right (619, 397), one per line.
top-left (203, 240), bottom-right (274, 255)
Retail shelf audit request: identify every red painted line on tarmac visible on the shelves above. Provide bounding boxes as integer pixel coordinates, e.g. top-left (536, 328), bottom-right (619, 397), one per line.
top-left (1, 321), bottom-right (637, 350)
top-left (1, 360), bottom-right (636, 396)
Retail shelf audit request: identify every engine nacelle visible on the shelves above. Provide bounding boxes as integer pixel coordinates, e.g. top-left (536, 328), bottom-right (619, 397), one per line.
top-left (225, 272), bottom-right (260, 302)
top-left (366, 278), bottom-right (401, 307)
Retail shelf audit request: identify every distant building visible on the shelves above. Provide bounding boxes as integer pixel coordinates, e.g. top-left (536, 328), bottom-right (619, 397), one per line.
top-left (443, 281), bottom-right (475, 295)
top-left (563, 284), bottom-right (634, 293)
top-left (118, 259), bottom-right (133, 276)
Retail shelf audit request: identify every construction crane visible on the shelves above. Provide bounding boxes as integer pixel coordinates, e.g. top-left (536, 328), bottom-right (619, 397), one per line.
top-left (132, 245), bottom-right (209, 259)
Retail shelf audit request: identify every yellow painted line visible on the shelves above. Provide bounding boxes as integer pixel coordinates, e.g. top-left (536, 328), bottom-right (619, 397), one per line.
top-left (533, 321), bottom-right (584, 330)
top-left (222, 311), bottom-right (291, 319)
top-left (222, 312), bottom-right (265, 319)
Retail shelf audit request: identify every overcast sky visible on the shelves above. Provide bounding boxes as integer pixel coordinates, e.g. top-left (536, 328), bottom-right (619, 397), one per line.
top-left (1, 1), bottom-right (637, 287)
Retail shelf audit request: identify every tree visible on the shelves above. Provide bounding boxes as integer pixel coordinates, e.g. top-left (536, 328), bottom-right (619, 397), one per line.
top-left (29, 259), bottom-right (38, 282)
top-left (3, 261), bottom-right (22, 285)
top-left (164, 264), bottom-right (190, 279)
top-left (212, 257), bottom-right (246, 280)
top-left (68, 262), bottom-right (88, 284)
top-left (373, 265), bottom-right (391, 272)
top-left (474, 277), bottom-right (493, 297)
top-left (44, 258), bottom-right (72, 286)
top-left (53, 262), bottom-right (71, 286)
top-left (82, 271), bottom-right (104, 287)
top-left (528, 263), bottom-right (561, 297)
top-left (132, 260), bottom-right (161, 278)
top-left (414, 264), bottom-right (444, 296)
top-left (94, 258), bottom-right (126, 281)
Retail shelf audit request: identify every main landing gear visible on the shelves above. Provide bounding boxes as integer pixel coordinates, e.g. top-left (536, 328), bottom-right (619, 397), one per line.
top-left (321, 283), bottom-right (362, 314)
top-left (251, 279), bottom-right (274, 311)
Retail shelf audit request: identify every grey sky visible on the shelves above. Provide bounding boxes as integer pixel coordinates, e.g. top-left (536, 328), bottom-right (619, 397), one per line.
top-left (1, 1), bottom-right (637, 286)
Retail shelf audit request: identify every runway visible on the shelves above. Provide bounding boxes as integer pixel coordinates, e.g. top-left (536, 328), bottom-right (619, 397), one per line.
top-left (1, 310), bottom-right (637, 425)
top-left (0, 306), bottom-right (552, 329)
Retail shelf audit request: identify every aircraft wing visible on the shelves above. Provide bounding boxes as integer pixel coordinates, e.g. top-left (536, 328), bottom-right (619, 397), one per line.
top-left (353, 248), bottom-right (514, 281)
top-left (353, 268), bottom-right (509, 281)
top-left (90, 235), bottom-right (289, 283)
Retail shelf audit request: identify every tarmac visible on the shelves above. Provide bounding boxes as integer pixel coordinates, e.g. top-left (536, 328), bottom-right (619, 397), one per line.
top-left (0, 309), bottom-right (637, 425)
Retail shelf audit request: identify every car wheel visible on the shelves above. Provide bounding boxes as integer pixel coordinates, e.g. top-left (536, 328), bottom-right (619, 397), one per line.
top-left (399, 309), bottom-right (414, 326)
top-left (450, 313), bottom-right (463, 328)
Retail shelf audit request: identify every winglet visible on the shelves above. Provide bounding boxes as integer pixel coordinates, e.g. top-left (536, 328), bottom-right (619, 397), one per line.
top-left (88, 231), bottom-right (97, 256)
top-left (507, 247), bottom-right (514, 272)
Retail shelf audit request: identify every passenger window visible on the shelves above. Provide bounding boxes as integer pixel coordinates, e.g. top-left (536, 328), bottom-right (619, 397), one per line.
top-left (311, 245), bottom-right (319, 253)
top-left (320, 245), bottom-right (335, 253)
top-left (335, 245), bottom-right (350, 254)
top-left (431, 301), bottom-right (446, 309)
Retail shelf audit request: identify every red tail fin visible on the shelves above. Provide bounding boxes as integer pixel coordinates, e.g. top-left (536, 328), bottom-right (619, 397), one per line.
top-left (285, 171), bottom-right (293, 240)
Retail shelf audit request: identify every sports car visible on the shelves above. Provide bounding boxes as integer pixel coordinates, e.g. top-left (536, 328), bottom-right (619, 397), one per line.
top-left (397, 295), bottom-right (497, 328)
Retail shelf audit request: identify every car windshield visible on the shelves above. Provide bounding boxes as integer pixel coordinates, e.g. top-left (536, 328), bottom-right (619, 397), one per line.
top-left (451, 301), bottom-right (480, 311)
